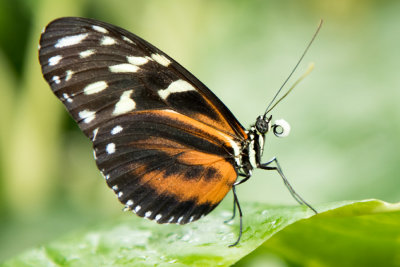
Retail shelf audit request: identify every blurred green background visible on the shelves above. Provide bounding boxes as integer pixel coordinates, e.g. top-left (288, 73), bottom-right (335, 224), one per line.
top-left (0, 0), bottom-right (399, 264)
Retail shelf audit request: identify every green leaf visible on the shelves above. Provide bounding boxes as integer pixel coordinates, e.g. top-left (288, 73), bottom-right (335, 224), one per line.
top-left (236, 199), bottom-right (400, 267)
top-left (3, 199), bottom-right (399, 267)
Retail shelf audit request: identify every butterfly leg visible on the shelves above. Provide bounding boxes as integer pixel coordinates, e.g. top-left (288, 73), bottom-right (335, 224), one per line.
top-left (259, 157), bottom-right (318, 214)
top-left (225, 171), bottom-right (251, 223)
top-left (224, 196), bottom-right (236, 223)
top-left (234, 169), bottom-right (252, 186)
top-left (228, 185), bottom-right (243, 247)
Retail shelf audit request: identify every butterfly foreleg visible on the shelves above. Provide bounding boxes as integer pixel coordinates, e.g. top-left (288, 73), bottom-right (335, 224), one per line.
top-left (259, 157), bottom-right (317, 214)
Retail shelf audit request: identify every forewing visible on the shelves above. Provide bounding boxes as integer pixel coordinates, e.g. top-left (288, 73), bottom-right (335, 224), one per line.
top-left (38, 17), bottom-right (244, 223)
top-left (39, 17), bottom-right (246, 140)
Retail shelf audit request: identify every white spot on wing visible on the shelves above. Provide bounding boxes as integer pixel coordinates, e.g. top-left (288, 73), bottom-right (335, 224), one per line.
top-left (135, 205), bottom-right (141, 212)
top-left (155, 214), bottom-right (162, 221)
top-left (112, 185), bottom-right (118, 191)
top-left (145, 211), bottom-right (152, 218)
top-left (151, 53), bottom-right (171, 66)
top-left (65, 70), bottom-right (74, 81)
top-left (55, 33), bottom-right (89, 48)
top-left (168, 216), bottom-right (174, 223)
top-left (158, 80), bottom-right (196, 100)
top-left (127, 56), bottom-right (149, 65)
top-left (101, 36), bottom-right (116, 45)
top-left (122, 36), bottom-right (134, 44)
top-left (92, 128), bottom-right (99, 141)
top-left (52, 76), bottom-right (60, 84)
top-left (93, 149), bottom-right (97, 160)
top-left (109, 63), bottom-right (139, 73)
top-left (48, 55), bottom-right (62, 66)
top-left (228, 138), bottom-right (240, 157)
top-left (118, 191), bottom-right (123, 197)
top-left (106, 143), bottom-right (116, 154)
top-left (80, 49), bottom-right (95, 58)
top-left (126, 200), bottom-right (134, 206)
top-left (92, 25), bottom-right (108, 33)
top-left (218, 132), bottom-right (241, 166)
top-left (113, 90), bottom-right (136, 115)
top-left (63, 93), bottom-right (73, 103)
top-left (111, 125), bottom-right (123, 135)
top-left (177, 216), bottom-right (184, 224)
top-left (84, 81), bottom-right (108, 95)
top-left (189, 216), bottom-right (194, 223)
top-left (78, 110), bottom-right (95, 123)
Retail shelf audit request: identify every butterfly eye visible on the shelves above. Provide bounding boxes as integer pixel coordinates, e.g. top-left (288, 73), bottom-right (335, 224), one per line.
top-left (273, 119), bottom-right (290, 138)
top-left (255, 115), bottom-right (271, 134)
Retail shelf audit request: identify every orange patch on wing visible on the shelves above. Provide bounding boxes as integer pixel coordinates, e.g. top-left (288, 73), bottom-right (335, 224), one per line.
top-left (128, 110), bottom-right (242, 205)
top-left (176, 150), bottom-right (224, 165)
top-left (133, 136), bottom-right (224, 166)
top-left (136, 109), bottom-right (244, 155)
top-left (131, 138), bottom-right (237, 205)
top-left (190, 112), bottom-right (236, 138)
top-left (137, 158), bottom-right (237, 206)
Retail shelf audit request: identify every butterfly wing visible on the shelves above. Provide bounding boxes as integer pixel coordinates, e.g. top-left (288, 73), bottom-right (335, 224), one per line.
top-left (94, 110), bottom-right (238, 224)
top-left (39, 17), bottom-right (246, 224)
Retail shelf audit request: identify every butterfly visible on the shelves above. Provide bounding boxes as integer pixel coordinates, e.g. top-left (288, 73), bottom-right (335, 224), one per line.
top-left (38, 17), bottom-right (319, 246)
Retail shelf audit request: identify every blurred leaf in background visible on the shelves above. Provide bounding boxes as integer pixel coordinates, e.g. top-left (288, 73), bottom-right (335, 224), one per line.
top-left (0, 0), bottom-right (399, 265)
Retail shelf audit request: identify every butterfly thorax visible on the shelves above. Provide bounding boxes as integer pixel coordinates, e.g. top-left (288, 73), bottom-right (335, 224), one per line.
top-left (238, 115), bottom-right (272, 175)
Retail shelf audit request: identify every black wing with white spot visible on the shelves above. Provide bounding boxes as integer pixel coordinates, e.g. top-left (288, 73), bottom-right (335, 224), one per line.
top-left (39, 17), bottom-right (246, 139)
top-left (39, 17), bottom-right (247, 224)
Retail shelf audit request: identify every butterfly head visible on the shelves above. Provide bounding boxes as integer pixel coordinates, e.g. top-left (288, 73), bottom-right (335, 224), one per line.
top-left (255, 115), bottom-right (291, 138)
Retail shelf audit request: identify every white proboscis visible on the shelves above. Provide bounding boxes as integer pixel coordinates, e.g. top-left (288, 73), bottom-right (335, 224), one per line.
top-left (273, 119), bottom-right (291, 138)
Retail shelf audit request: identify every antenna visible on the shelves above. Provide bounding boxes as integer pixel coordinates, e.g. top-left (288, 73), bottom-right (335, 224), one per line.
top-left (264, 19), bottom-right (323, 116)
top-left (266, 63), bottom-right (314, 114)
